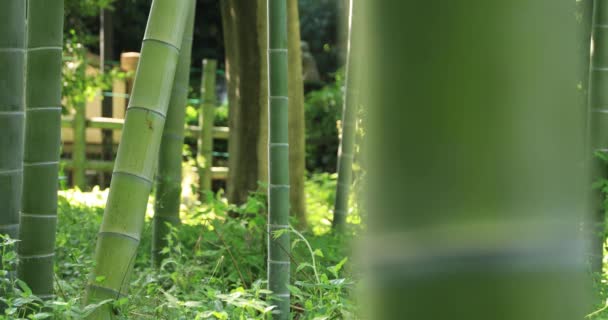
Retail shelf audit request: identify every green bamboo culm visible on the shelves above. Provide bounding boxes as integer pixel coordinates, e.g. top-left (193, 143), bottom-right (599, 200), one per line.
top-left (0, 1), bottom-right (25, 244)
top-left (267, 0), bottom-right (290, 318)
top-left (363, 0), bottom-right (588, 319)
top-left (72, 47), bottom-right (87, 191)
top-left (85, 0), bottom-right (191, 318)
top-left (332, 0), bottom-right (358, 232)
top-left (17, 0), bottom-right (64, 299)
top-left (152, 1), bottom-right (196, 267)
top-left (197, 59), bottom-right (217, 200)
top-left (589, 0), bottom-right (608, 274)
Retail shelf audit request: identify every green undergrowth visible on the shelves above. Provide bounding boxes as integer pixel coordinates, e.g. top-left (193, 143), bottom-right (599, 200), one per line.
top-left (0, 173), bottom-right (360, 319)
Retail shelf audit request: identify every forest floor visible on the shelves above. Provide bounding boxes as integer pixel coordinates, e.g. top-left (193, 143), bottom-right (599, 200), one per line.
top-left (0, 173), bottom-right (360, 319)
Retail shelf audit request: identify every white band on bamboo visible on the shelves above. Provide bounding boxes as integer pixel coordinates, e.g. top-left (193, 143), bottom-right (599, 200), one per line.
top-left (27, 107), bottom-right (62, 112)
top-left (0, 224), bottom-right (19, 231)
top-left (0, 48), bottom-right (25, 53)
top-left (37, 294), bottom-right (56, 300)
top-left (268, 259), bottom-right (290, 265)
top-left (269, 48), bottom-right (288, 52)
top-left (275, 293), bottom-right (290, 298)
top-left (19, 253), bottom-right (55, 260)
top-left (593, 67), bottom-right (608, 72)
top-left (20, 213), bottom-right (56, 219)
top-left (597, 148), bottom-right (608, 153)
top-left (270, 184), bottom-right (290, 189)
top-left (596, 24), bottom-right (608, 29)
top-left (28, 46), bottom-right (62, 52)
top-left (113, 171), bottom-right (153, 184)
top-left (127, 106), bottom-right (167, 119)
top-left (270, 143), bottom-right (289, 147)
top-left (270, 96), bottom-right (289, 100)
top-left (24, 161), bottom-right (59, 167)
top-left (0, 111), bottom-right (24, 116)
top-left (0, 169), bottom-right (22, 175)
top-left (268, 224), bottom-right (290, 229)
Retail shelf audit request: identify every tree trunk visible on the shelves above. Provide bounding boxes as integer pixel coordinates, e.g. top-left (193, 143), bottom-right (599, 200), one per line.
top-left (268, 0), bottom-right (291, 318)
top-left (152, 2), bottom-right (196, 267)
top-left (0, 0), bottom-right (25, 243)
top-left (85, 1), bottom-right (191, 318)
top-left (287, 0), bottom-right (307, 229)
top-left (17, 0), bottom-right (64, 300)
top-left (221, 0), bottom-right (268, 207)
top-left (363, 1), bottom-right (588, 319)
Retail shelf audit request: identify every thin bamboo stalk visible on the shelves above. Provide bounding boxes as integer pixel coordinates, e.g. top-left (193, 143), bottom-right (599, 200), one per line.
top-left (84, 0), bottom-right (191, 317)
top-left (0, 0), bottom-right (25, 243)
top-left (73, 47), bottom-right (87, 190)
top-left (17, 0), bottom-right (64, 299)
top-left (152, 2), bottom-right (196, 267)
top-left (198, 59), bottom-right (217, 200)
top-left (332, 0), bottom-right (358, 231)
top-left (267, 0), bottom-right (291, 318)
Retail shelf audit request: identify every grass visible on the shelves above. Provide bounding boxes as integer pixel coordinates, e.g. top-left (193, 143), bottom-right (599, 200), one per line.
top-left (0, 173), bottom-right (359, 319)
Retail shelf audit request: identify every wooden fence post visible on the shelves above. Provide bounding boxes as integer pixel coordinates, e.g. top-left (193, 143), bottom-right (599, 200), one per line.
top-left (72, 46), bottom-right (87, 189)
top-left (198, 59), bottom-right (217, 200)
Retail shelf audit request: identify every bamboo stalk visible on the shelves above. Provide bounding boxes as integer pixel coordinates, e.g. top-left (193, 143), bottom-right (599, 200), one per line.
top-left (72, 46), bottom-right (87, 190)
top-left (332, 0), bottom-right (358, 232)
top-left (198, 59), bottom-right (217, 200)
top-left (84, 0), bottom-right (191, 317)
top-left (267, 0), bottom-right (291, 318)
top-left (364, 1), bottom-right (587, 319)
top-left (152, 2), bottom-right (196, 267)
top-left (589, 0), bottom-right (608, 274)
top-left (17, 0), bottom-right (64, 299)
top-left (0, 0), bottom-right (26, 242)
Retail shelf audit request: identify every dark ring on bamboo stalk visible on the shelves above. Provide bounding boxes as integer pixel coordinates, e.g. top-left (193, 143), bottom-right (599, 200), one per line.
top-left (142, 38), bottom-right (179, 53)
top-left (126, 106), bottom-right (167, 119)
top-left (161, 132), bottom-right (183, 141)
top-left (87, 284), bottom-right (127, 298)
top-left (112, 171), bottom-right (153, 185)
top-left (97, 231), bottom-right (140, 243)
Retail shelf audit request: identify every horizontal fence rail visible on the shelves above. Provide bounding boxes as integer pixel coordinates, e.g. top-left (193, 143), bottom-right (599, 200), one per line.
top-left (60, 115), bottom-right (229, 187)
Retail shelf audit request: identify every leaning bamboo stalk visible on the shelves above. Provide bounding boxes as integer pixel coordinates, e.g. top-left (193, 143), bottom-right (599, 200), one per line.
top-left (197, 59), bottom-right (217, 200)
top-left (267, 0), bottom-right (291, 318)
top-left (85, 0), bottom-right (191, 317)
top-left (332, 0), bottom-right (358, 231)
top-left (17, 0), bottom-right (64, 299)
top-left (0, 0), bottom-right (25, 243)
top-left (152, 3), bottom-right (196, 267)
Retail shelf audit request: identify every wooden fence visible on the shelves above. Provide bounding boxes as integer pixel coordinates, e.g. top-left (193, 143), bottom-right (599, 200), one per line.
top-left (60, 54), bottom-right (227, 189)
